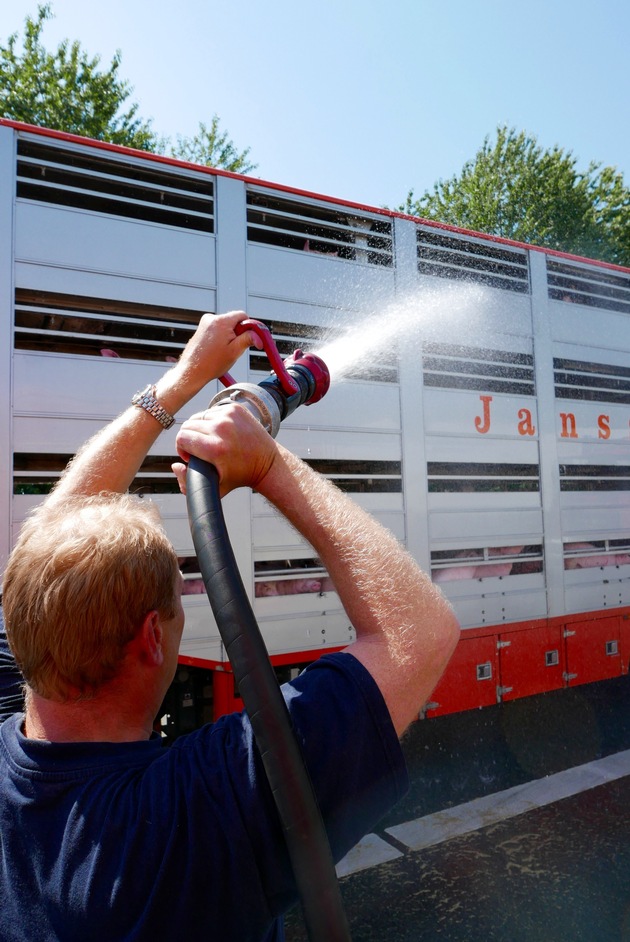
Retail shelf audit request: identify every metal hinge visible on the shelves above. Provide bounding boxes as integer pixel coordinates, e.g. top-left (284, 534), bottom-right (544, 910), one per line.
top-left (419, 702), bottom-right (440, 719)
top-left (496, 685), bottom-right (513, 701)
top-left (563, 672), bottom-right (578, 681)
top-left (497, 640), bottom-right (511, 649)
top-left (564, 629), bottom-right (576, 638)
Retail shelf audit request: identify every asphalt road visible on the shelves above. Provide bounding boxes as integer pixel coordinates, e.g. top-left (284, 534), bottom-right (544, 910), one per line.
top-left (284, 675), bottom-right (630, 942)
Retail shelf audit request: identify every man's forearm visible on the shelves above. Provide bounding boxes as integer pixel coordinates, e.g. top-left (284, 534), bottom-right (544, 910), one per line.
top-left (45, 368), bottom-right (194, 504)
top-left (260, 446), bottom-right (427, 640)
top-left (45, 312), bottom-right (259, 504)
top-left (259, 445), bottom-right (460, 735)
top-left (45, 404), bottom-right (169, 505)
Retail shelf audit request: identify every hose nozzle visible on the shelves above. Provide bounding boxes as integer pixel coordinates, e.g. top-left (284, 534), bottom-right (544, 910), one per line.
top-left (210, 321), bottom-right (330, 437)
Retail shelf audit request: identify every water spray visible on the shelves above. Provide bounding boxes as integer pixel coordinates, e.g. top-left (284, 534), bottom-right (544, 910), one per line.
top-left (185, 320), bottom-right (350, 942)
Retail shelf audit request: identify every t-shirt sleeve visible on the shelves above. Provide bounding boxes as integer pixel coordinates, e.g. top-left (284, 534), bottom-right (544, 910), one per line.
top-left (283, 651), bottom-right (408, 862)
top-left (168, 651), bottom-right (408, 924)
top-left (0, 606), bottom-right (25, 723)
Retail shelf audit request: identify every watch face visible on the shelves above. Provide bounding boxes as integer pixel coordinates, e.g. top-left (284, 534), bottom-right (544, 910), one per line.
top-left (134, 385), bottom-right (151, 403)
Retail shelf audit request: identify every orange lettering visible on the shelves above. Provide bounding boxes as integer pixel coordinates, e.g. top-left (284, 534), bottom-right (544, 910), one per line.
top-left (560, 413), bottom-right (578, 438)
top-left (598, 414), bottom-right (610, 440)
top-left (517, 408), bottom-right (536, 436)
top-left (475, 395), bottom-right (492, 434)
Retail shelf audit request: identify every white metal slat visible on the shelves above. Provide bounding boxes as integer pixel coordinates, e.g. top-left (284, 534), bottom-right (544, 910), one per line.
top-left (18, 153), bottom-right (215, 204)
top-left (18, 177), bottom-right (214, 225)
top-left (15, 201), bottom-right (217, 286)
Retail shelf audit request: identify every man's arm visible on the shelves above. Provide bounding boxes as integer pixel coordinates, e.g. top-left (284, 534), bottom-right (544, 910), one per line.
top-left (175, 404), bottom-right (460, 737)
top-left (44, 312), bottom-right (261, 503)
top-left (261, 449), bottom-right (460, 736)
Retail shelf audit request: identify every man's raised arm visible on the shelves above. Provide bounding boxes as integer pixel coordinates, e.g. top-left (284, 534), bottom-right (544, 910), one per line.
top-left (44, 312), bottom-right (261, 505)
top-left (175, 403), bottom-right (460, 737)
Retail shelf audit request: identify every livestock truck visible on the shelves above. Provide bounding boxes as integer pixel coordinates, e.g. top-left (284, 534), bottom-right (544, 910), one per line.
top-left (1, 119), bottom-right (629, 735)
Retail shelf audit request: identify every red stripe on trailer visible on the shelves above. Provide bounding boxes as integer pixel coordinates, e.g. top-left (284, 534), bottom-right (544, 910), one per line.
top-left (3, 118), bottom-right (628, 276)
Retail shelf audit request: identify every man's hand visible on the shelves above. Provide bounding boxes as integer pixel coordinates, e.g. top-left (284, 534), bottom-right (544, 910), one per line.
top-left (174, 402), bottom-right (278, 498)
top-left (156, 312), bottom-right (263, 413)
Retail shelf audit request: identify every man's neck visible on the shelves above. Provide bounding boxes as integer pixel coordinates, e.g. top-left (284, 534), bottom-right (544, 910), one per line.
top-left (24, 685), bottom-right (156, 744)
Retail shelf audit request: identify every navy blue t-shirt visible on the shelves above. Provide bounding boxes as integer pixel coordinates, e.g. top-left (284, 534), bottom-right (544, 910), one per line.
top-left (0, 607), bottom-right (407, 941)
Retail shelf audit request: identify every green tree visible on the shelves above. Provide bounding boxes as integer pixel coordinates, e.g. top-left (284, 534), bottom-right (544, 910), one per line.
top-left (171, 116), bottom-right (257, 175)
top-left (0, 3), bottom-right (158, 149)
top-left (0, 4), bottom-right (256, 173)
top-left (402, 126), bottom-right (630, 267)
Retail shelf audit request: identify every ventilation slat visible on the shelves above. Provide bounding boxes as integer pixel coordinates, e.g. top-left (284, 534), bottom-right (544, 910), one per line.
top-left (559, 464), bottom-right (630, 491)
top-left (431, 545), bottom-right (543, 581)
top-left (423, 342), bottom-right (535, 394)
top-left (554, 357), bottom-right (630, 404)
top-left (13, 454), bottom-right (182, 495)
top-left (417, 227), bottom-right (530, 293)
top-left (18, 176), bottom-right (213, 221)
top-left (247, 189), bottom-right (393, 267)
top-left (548, 259), bottom-right (630, 315)
top-left (18, 154), bottom-right (214, 205)
top-left (14, 289), bottom-right (200, 362)
top-left (428, 462), bottom-right (540, 492)
top-left (17, 138), bottom-right (214, 233)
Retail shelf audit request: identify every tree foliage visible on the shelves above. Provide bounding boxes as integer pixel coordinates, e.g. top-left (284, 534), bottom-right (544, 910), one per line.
top-left (171, 116), bottom-right (256, 175)
top-left (0, 4), bottom-right (158, 149)
top-left (0, 4), bottom-right (256, 173)
top-left (402, 126), bottom-right (630, 268)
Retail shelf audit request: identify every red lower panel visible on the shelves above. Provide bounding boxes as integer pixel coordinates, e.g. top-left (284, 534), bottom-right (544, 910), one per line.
top-left (212, 671), bottom-right (243, 721)
top-left (498, 624), bottom-right (566, 701)
top-left (202, 610), bottom-right (630, 720)
top-left (565, 616), bottom-right (623, 686)
top-left (424, 636), bottom-right (499, 718)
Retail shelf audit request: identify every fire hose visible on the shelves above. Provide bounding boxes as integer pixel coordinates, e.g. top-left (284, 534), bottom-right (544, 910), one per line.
top-left (185, 320), bottom-right (352, 941)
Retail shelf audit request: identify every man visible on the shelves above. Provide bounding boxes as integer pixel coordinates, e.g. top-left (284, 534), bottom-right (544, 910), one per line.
top-left (0, 312), bottom-right (459, 941)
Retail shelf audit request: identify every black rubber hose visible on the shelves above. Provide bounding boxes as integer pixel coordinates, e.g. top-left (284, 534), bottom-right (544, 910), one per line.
top-left (186, 455), bottom-right (352, 942)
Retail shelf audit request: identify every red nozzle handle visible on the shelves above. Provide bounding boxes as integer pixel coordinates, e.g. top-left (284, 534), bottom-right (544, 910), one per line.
top-left (219, 319), bottom-right (299, 397)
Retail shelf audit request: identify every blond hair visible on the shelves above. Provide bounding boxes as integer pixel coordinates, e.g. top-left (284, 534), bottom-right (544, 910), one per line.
top-left (3, 493), bottom-right (179, 701)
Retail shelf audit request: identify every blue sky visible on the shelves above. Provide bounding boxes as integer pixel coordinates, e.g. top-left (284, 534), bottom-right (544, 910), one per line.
top-left (2, 0), bottom-right (629, 211)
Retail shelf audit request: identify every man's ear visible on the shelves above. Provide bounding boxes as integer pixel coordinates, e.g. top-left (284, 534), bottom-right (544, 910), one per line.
top-left (139, 610), bottom-right (164, 667)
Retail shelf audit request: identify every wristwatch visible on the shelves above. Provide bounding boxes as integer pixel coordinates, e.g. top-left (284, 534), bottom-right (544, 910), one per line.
top-left (131, 384), bottom-right (175, 430)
